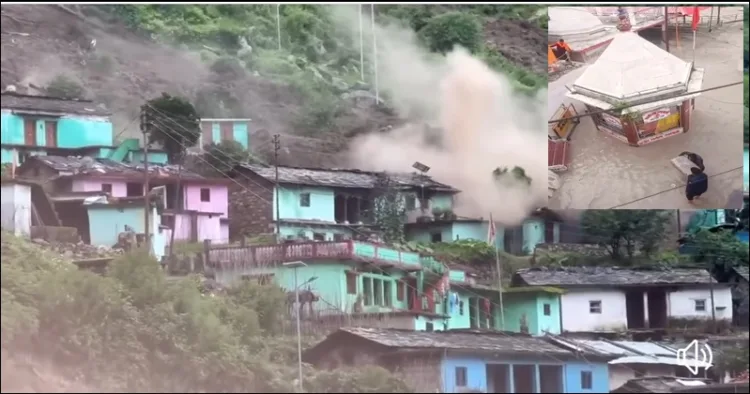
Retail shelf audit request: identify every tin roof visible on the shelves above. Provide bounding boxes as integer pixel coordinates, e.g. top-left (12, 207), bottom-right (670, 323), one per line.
top-left (1, 92), bottom-right (111, 117)
top-left (513, 266), bottom-right (714, 287)
top-left (25, 155), bottom-right (221, 183)
top-left (614, 377), bottom-right (709, 393)
top-left (236, 164), bottom-right (459, 192)
top-left (312, 327), bottom-right (574, 358)
top-left (572, 32), bottom-right (692, 103)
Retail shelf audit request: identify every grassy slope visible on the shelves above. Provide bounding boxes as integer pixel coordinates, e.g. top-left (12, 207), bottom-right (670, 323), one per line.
top-left (0, 232), bottom-right (410, 392)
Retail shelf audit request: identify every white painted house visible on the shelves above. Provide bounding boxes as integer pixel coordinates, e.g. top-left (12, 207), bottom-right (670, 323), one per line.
top-left (1, 179), bottom-right (32, 236)
top-left (511, 267), bottom-right (733, 332)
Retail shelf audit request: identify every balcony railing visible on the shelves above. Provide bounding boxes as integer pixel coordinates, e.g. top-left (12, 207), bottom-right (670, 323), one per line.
top-left (206, 240), bottom-right (446, 275)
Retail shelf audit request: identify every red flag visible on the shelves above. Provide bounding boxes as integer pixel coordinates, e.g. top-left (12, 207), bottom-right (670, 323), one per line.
top-left (487, 213), bottom-right (496, 245)
top-left (691, 6), bottom-right (700, 31)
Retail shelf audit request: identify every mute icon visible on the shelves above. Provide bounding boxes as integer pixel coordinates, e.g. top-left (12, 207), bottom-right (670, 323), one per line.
top-left (676, 339), bottom-right (713, 376)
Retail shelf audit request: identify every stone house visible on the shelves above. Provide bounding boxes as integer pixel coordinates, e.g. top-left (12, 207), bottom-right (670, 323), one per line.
top-left (226, 164), bottom-right (458, 241)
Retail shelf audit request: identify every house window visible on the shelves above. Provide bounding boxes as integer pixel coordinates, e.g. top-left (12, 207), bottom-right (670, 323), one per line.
top-left (374, 279), bottom-right (383, 305)
top-left (589, 300), bottom-right (602, 314)
top-left (543, 303), bottom-right (551, 316)
top-left (425, 322), bottom-right (434, 332)
top-left (459, 301), bottom-right (465, 315)
top-left (363, 277), bottom-right (372, 306)
top-left (383, 280), bottom-right (392, 306)
top-left (299, 193), bottom-right (310, 207)
top-left (431, 232), bottom-right (442, 242)
top-left (694, 299), bottom-right (706, 312)
top-left (396, 280), bottom-right (405, 301)
top-left (125, 182), bottom-right (143, 197)
top-left (455, 366), bottom-right (467, 387)
top-left (101, 183), bottom-right (113, 194)
top-left (346, 272), bottom-right (357, 295)
top-left (312, 232), bottom-right (325, 241)
top-left (333, 233), bottom-right (345, 241)
top-left (404, 195), bottom-right (416, 210)
top-left (200, 188), bottom-right (211, 202)
top-left (580, 371), bottom-right (593, 390)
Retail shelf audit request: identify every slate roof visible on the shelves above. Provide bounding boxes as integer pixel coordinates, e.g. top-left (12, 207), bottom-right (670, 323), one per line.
top-left (1, 92), bottom-right (111, 117)
top-left (513, 267), bottom-right (714, 287)
top-left (318, 327), bottom-right (574, 358)
top-left (733, 266), bottom-right (750, 282)
top-left (26, 155), bottom-right (218, 182)
top-left (237, 164), bottom-right (458, 192)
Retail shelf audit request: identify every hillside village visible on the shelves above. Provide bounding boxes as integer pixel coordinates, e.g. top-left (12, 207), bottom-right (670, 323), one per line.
top-left (1, 90), bottom-right (749, 393)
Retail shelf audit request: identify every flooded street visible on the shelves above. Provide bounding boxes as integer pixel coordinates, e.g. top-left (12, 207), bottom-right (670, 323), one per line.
top-left (548, 19), bottom-right (745, 209)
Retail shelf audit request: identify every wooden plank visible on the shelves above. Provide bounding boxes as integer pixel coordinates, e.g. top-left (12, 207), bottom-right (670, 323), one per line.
top-left (671, 155), bottom-right (697, 176)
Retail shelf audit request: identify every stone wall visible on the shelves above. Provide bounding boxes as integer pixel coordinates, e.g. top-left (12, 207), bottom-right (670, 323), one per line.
top-left (228, 171), bottom-right (274, 239)
top-left (30, 225), bottom-right (79, 243)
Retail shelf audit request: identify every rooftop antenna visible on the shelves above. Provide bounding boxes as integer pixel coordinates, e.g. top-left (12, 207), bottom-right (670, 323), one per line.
top-left (412, 161), bottom-right (430, 212)
top-left (412, 161), bottom-right (430, 174)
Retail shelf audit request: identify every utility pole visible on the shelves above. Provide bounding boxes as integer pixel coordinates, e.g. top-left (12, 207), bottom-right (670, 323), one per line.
top-left (358, 4), bottom-right (365, 81)
top-left (708, 269), bottom-right (717, 333)
top-left (276, 4), bottom-right (282, 50)
top-left (273, 134), bottom-right (281, 242)
top-left (663, 7), bottom-right (670, 53)
top-left (140, 105), bottom-right (151, 253)
top-left (370, 4), bottom-right (379, 104)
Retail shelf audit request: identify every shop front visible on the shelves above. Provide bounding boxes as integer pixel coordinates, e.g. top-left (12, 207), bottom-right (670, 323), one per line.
top-left (564, 32), bottom-right (704, 147)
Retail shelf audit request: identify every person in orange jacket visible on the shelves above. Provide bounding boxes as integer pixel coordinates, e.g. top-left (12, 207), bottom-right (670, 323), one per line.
top-left (551, 39), bottom-right (572, 61)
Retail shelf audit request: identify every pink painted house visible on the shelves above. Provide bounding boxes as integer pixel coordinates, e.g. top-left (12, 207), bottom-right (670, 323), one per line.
top-left (17, 156), bottom-right (231, 253)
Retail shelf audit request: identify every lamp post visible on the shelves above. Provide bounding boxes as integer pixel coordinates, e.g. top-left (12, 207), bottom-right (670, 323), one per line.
top-left (282, 261), bottom-right (317, 392)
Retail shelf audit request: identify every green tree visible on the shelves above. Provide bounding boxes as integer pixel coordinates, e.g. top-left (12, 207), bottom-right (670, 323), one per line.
top-left (45, 74), bottom-right (85, 99)
top-left (203, 140), bottom-right (253, 174)
top-left (580, 210), bottom-right (673, 260)
top-left (144, 93), bottom-right (201, 162)
top-left (683, 229), bottom-right (749, 281)
top-left (418, 12), bottom-right (483, 54)
top-left (372, 175), bottom-right (406, 243)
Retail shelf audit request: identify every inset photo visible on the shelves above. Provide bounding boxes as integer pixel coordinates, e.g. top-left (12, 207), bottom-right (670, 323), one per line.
top-left (548, 6), bottom-right (746, 209)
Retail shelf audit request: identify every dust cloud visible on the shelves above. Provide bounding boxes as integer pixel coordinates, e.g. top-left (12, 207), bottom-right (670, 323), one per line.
top-left (332, 6), bottom-right (548, 226)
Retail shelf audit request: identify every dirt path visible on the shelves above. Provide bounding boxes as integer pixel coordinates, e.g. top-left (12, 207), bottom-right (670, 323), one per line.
top-left (548, 23), bottom-right (745, 209)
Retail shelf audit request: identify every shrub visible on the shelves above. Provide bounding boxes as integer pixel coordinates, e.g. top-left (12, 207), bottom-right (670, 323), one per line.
top-left (419, 12), bottom-right (483, 54)
top-left (45, 75), bottom-right (85, 99)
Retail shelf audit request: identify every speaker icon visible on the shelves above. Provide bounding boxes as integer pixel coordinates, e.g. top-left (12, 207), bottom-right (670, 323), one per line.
top-left (676, 339), bottom-right (713, 376)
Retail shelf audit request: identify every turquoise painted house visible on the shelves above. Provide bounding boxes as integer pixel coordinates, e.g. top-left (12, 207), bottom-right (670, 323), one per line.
top-left (1, 92), bottom-right (168, 165)
top-left (206, 240), bottom-right (452, 330)
top-left (197, 118), bottom-right (252, 151)
top-left (445, 267), bottom-right (564, 334)
top-left (405, 209), bottom-right (564, 255)
top-left (304, 327), bottom-right (612, 393)
top-left (85, 197), bottom-right (167, 261)
top-left (229, 164), bottom-right (459, 242)
top-left (1, 92), bottom-right (113, 164)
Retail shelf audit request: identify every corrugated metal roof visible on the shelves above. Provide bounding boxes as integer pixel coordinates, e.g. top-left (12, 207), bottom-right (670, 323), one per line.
top-left (1, 92), bottom-right (111, 116)
top-left (513, 266), bottom-right (713, 287)
top-left (238, 164), bottom-right (459, 192)
top-left (612, 340), bottom-right (677, 357)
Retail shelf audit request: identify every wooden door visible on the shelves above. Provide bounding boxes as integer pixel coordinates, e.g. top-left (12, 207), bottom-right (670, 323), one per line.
top-left (220, 122), bottom-right (233, 142)
top-left (45, 121), bottom-right (57, 147)
top-left (545, 221), bottom-right (555, 243)
top-left (23, 119), bottom-right (35, 145)
top-left (201, 122), bottom-right (213, 145)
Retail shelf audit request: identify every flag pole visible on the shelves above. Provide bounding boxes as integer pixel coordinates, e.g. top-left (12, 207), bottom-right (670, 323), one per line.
top-left (489, 215), bottom-right (505, 330)
top-left (495, 239), bottom-right (505, 329)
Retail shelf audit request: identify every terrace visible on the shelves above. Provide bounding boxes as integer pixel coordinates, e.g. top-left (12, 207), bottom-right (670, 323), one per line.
top-left (206, 240), bottom-right (447, 276)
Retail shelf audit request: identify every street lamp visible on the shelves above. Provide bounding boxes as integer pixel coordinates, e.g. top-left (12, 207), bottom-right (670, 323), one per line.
top-left (282, 261), bottom-right (317, 392)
